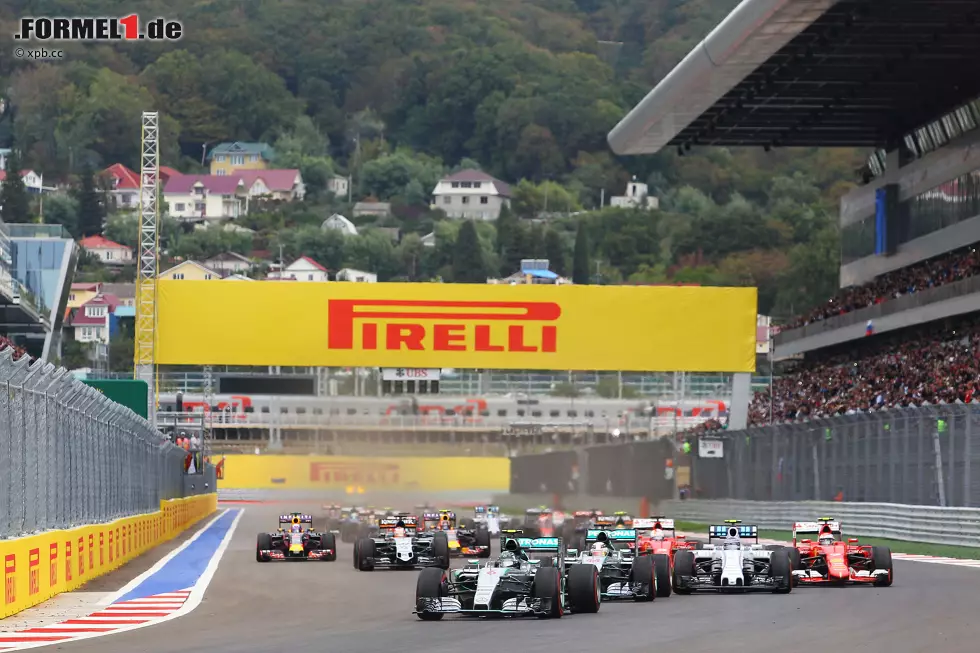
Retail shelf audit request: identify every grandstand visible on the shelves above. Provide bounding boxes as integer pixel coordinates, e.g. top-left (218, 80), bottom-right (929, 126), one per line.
top-left (0, 220), bottom-right (77, 361)
top-left (609, 0), bottom-right (980, 429)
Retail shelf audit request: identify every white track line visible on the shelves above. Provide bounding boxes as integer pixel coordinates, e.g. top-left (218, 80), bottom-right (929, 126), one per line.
top-left (99, 510), bottom-right (230, 606)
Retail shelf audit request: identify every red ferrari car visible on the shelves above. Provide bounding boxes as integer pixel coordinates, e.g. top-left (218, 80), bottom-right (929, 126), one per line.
top-left (632, 516), bottom-right (695, 597)
top-left (790, 518), bottom-right (893, 587)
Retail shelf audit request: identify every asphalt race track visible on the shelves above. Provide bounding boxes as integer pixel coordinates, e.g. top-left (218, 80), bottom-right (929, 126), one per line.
top-left (56, 505), bottom-right (980, 653)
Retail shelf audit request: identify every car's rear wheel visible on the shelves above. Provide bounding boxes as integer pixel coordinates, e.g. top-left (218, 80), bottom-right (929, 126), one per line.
top-left (532, 566), bottom-right (564, 618)
top-left (769, 549), bottom-right (792, 594)
top-left (321, 532), bottom-right (337, 561)
top-left (567, 564), bottom-right (600, 613)
top-left (356, 538), bottom-right (375, 571)
top-left (673, 550), bottom-right (696, 594)
top-left (871, 546), bottom-right (893, 587)
top-left (652, 553), bottom-right (672, 597)
top-left (630, 555), bottom-right (655, 602)
top-left (431, 532), bottom-right (450, 569)
top-left (255, 533), bottom-right (272, 562)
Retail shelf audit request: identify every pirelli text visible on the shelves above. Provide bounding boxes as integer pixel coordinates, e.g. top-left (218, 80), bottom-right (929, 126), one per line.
top-left (15, 15), bottom-right (182, 41)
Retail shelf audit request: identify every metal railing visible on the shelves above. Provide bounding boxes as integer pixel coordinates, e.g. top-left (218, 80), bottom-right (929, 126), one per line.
top-left (0, 348), bottom-right (188, 539)
top-left (775, 274), bottom-right (980, 345)
top-left (506, 404), bottom-right (980, 508)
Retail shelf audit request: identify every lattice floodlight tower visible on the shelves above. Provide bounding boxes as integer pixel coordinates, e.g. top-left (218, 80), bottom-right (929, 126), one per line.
top-left (134, 111), bottom-right (160, 428)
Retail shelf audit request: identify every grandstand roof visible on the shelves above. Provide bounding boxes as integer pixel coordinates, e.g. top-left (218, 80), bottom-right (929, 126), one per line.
top-left (608, 0), bottom-right (980, 155)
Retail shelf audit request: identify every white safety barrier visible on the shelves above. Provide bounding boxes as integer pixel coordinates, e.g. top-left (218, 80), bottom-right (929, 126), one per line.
top-left (658, 499), bottom-right (980, 547)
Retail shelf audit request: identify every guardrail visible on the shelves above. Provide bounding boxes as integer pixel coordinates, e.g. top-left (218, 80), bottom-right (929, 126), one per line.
top-left (0, 348), bottom-right (189, 538)
top-left (491, 494), bottom-right (980, 547)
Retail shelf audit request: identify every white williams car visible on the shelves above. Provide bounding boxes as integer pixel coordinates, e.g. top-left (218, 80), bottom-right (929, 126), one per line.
top-left (671, 521), bottom-right (792, 594)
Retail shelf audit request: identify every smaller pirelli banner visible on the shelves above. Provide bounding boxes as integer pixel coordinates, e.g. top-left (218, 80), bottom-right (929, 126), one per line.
top-left (155, 281), bottom-right (758, 373)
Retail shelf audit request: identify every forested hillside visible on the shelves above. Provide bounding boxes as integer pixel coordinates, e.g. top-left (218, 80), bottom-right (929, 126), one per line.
top-left (0, 0), bottom-right (864, 318)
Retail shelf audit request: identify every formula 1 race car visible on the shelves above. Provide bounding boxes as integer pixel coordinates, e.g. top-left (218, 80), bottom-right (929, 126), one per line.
top-left (789, 518), bottom-right (893, 587)
top-left (520, 508), bottom-right (556, 538)
top-left (564, 528), bottom-right (659, 602)
top-left (354, 515), bottom-right (450, 571)
top-left (414, 530), bottom-right (601, 620)
top-left (671, 521), bottom-right (792, 594)
top-left (322, 504), bottom-right (344, 533)
top-left (256, 513), bottom-right (337, 562)
top-left (631, 517), bottom-right (694, 597)
top-left (470, 505), bottom-right (502, 535)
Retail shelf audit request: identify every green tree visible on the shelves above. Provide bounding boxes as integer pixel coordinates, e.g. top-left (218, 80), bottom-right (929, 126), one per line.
top-left (43, 195), bottom-right (80, 238)
top-left (452, 220), bottom-right (487, 283)
top-left (572, 221), bottom-right (590, 284)
top-left (0, 150), bottom-right (30, 223)
top-left (545, 229), bottom-right (567, 277)
top-left (74, 165), bottom-right (106, 237)
top-left (60, 339), bottom-right (90, 370)
top-left (495, 203), bottom-right (521, 276)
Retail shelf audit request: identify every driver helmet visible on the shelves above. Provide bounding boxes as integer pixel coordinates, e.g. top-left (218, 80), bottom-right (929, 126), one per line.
top-left (498, 550), bottom-right (519, 568)
top-left (590, 542), bottom-right (609, 556)
top-left (818, 533), bottom-right (834, 546)
top-left (724, 536), bottom-right (740, 550)
top-left (393, 526), bottom-right (406, 538)
top-left (290, 523), bottom-right (302, 533)
top-left (440, 521), bottom-right (451, 531)
top-left (651, 528), bottom-right (665, 541)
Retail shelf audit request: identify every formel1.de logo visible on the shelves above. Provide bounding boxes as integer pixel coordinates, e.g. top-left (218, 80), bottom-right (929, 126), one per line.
top-left (15, 15), bottom-right (183, 41)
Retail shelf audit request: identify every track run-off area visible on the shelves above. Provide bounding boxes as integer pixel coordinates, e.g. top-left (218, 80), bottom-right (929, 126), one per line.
top-left (4, 503), bottom-right (980, 653)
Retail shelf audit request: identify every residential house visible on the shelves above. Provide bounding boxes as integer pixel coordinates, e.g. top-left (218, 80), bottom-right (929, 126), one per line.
top-left (420, 232), bottom-right (436, 248)
top-left (322, 214), bottom-right (357, 235)
top-left (327, 175), bottom-right (349, 198)
top-left (266, 256), bottom-right (329, 282)
top-left (610, 179), bottom-right (659, 210)
top-left (158, 260), bottom-right (220, 281)
top-left (0, 169), bottom-right (46, 194)
top-left (78, 235), bottom-right (134, 265)
top-left (353, 201), bottom-right (391, 218)
top-left (66, 293), bottom-right (121, 345)
top-left (237, 169), bottom-right (305, 201)
top-left (224, 274), bottom-right (254, 281)
top-left (336, 268), bottom-right (377, 283)
top-left (159, 166), bottom-right (181, 183)
top-left (487, 259), bottom-right (569, 285)
top-left (208, 142), bottom-right (274, 176)
top-left (102, 163), bottom-right (140, 209)
top-left (204, 252), bottom-right (252, 277)
top-left (163, 175), bottom-right (245, 221)
top-left (102, 282), bottom-right (136, 308)
top-left (432, 170), bottom-right (511, 220)
top-left (67, 282), bottom-right (102, 309)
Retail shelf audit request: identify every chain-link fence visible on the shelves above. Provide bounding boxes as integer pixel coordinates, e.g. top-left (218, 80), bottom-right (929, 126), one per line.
top-left (0, 349), bottom-right (189, 538)
top-left (508, 404), bottom-right (980, 507)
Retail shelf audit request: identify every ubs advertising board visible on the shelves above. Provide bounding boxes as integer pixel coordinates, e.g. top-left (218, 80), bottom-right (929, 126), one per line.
top-left (156, 281), bottom-right (757, 372)
top-left (219, 455), bottom-right (511, 492)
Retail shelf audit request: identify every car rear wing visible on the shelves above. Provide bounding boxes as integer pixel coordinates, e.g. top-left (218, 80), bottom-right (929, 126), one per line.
top-left (793, 519), bottom-right (842, 543)
top-left (633, 518), bottom-right (675, 532)
top-left (585, 529), bottom-right (637, 542)
top-left (708, 524), bottom-right (758, 542)
top-left (279, 514), bottom-right (313, 525)
top-left (378, 515), bottom-right (419, 528)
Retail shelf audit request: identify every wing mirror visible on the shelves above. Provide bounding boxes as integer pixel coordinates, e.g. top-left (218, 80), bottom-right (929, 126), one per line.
top-left (848, 538), bottom-right (859, 544)
top-left (801, 539), bottom-right (812, 544)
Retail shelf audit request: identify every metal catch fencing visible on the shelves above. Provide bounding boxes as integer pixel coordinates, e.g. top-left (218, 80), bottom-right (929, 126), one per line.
top-left (508, 404), bottom-right (980, 508)
top-left (0, 349), bottom-right (188, 539)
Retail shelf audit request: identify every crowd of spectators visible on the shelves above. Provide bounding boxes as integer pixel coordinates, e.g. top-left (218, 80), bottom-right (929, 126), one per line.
top-left (748, 318), bottom-right (980, 425)
top-left (0, 335), bottom-right (31, 362)
top-left (783, 243), bottom-right (980, 329)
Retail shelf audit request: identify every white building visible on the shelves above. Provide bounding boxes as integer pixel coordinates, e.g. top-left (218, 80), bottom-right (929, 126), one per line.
top-left (432, 170), bottom-right (512, 220)
top-left (78, 235), bottom-right (134, 265)
top-left (266, 256), bottom-right (329, 282)
top-left (610, 178), bottom-right (659, 210)
top-left (336, 268), bottom-right (377, 283)
top-left (420, 232), bottom-right (436, 248)
top-left (327, 175), bottom-right (350, 198)
top-left (163, 175), bottom-right (245, 221)
top-left (322, 213), bottom-right (357, 235)
top-left (204, 252), bottom-right (253, 277)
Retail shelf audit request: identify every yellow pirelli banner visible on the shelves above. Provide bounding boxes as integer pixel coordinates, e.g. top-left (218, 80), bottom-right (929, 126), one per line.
top-left (0, 494), bottom-right (217, 619)
top-left (156, 281), bottom-right (757, 372)
top-left (219, 455), bottom-right (510, 492)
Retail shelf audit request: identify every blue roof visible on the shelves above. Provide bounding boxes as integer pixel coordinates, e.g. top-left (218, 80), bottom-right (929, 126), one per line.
top-left (527, 269), bottom-right (558, 279)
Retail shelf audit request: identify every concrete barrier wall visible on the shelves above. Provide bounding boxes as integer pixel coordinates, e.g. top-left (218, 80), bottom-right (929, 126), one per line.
top-left (0, 493), bottom-right (218, 619)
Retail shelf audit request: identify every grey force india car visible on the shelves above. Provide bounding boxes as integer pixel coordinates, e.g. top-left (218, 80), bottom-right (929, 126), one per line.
top-left (672, 521), bottom-right (792, 594)
top-left (414, 530), bottom-right (601, 620)
top-left (564, 528), bottom-right (660, 602)
top-left (256, 513), bottom-right (337, 562)
top-left (354, 515), bottom-right (450, 571)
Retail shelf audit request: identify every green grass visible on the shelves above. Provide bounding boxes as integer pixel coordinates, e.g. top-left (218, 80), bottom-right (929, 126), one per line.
top-left (674, 521), bottom-right (980, 559)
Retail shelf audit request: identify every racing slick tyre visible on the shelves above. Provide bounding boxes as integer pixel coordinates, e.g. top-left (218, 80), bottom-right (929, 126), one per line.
top-left (629, 554), bottom-right (656, 602)
top-left (652, 553), bottom-right (672, 598)
top-left (415, 567), bottom-right (448, 621)
top-left (475, 527), bottom-right (491, 557)
top-left (356, 538), bottom-right (376, 571)
top-left (352, 538), bottom-right (360, 569)
top-left (567, 563), bottom-right (600, 614)
top-left (768, 548), bottom-right (793, 594)
top-left (431, 532), bottom-right (451, 570)
top-left (871, 546), bottom-right (893, 587)
top-left (256, 533), bottom-right (273, 562)
top-left (672, 550), bottom-right (696, 594)
top-left (532, 566), bottom-right (564, 619)
top-left (321, 532), bottom-right (337, 561)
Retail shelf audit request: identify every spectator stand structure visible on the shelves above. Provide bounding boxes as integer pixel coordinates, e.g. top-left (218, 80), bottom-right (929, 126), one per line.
top-left (596, 0), bottom-right (980, 506)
